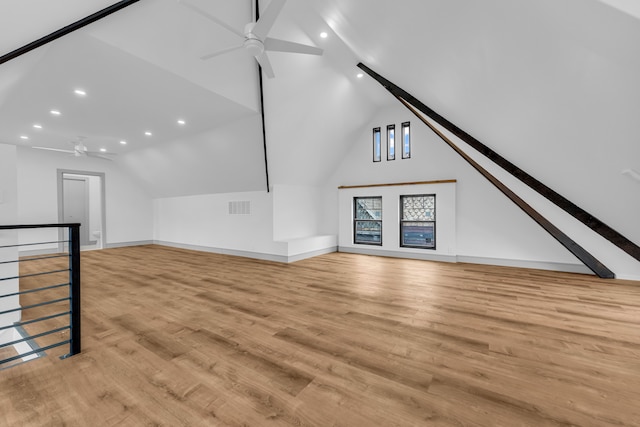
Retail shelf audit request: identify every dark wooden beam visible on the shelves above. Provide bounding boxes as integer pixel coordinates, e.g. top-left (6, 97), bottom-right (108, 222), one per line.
top-left (357, 63), bottom-right (640, 265)
top-left (0, 1), bottom-right (141, 66)
top-left (394, 96), bottom-right (614, 278)
top-left (256, 0), bottom-right (271, 193)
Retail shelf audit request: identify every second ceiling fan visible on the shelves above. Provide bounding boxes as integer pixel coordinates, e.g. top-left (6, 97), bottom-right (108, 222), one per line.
top-left (179, 0), bottom-right (323, 78)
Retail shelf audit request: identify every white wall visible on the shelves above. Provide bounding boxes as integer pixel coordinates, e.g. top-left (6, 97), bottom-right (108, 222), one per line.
top-left (0, 144), bottom-right (20, 342)
top-left (154, 185), bottom-right (337, 262)
top-left (327, 104), bottom-right (595, 274)
top-left (154, 190), bottom-right (286, 259)
top-left (272, 184), bottom-right (322, 241)
top-left (16, 147), bottom-right (153, 247)
top-left (88, 174), bottom-right (103, 245)
top-left (338, 182), bottom-right (457, 262)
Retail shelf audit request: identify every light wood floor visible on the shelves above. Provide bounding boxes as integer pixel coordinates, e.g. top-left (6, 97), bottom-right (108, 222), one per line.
top-left (1, 245), bottom-right (640, 426)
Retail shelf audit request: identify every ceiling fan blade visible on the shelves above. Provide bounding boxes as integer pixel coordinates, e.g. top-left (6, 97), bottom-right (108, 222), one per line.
top-left (86, 150), bottom-right (116, 156)
top-left (252, 0), bottom-right (286, 39)
top-left (201, 44), bottom-right (244, 60)
top-left (86, 153), bottom-right (113, 161)
top-left (33, 146), bottom-right (75, 154)
top-left (255, 52), bottom-right (275, 78)
top-left (264, 37), bottom-right (323, 56)
top-left (179, 0), bottom-right (244, 38)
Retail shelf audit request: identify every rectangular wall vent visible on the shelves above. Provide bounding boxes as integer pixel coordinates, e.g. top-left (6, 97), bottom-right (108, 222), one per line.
top-left (228, 201), bottom-right (251, 215)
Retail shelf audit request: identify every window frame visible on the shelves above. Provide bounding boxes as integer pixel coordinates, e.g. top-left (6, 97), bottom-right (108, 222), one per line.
top-left (401, 121), bottom-right (411, 159)
top-left (399, 194), bottom-right (436, 250)
top-left (373, 127), bottom-right (381, 162)
top-left (353, 196), bottom-right (383, 246)
top-left (387, 124), bottom-right (395, 161)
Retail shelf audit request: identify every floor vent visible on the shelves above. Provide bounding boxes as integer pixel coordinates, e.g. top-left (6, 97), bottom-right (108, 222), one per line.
top-left (228, 201), bottom-right (251, 215)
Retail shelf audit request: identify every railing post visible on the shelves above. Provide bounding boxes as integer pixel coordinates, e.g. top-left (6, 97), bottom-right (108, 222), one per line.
top-left (68, 225), bottom-right (81, 356)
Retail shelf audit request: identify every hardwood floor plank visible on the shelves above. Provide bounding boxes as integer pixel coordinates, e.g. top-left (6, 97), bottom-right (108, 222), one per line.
top-left (1, 245), bottom-right (639, 426)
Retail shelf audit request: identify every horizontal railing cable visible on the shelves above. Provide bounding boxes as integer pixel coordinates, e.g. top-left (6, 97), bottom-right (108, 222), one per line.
top-left (0, 240), bottom-right (69, 249)
top-left (0, 254), bottom-right (69, 265)
top-left (0, 326), bottom-right (70, 350)
top-left (0, 341), bottom-right (71, 366)
top-left (0, 282), bottom-right (69, 299)
top-left (0, 269), bottom-right (69, 282)
top-left (0, 297), bottom-right (70, 316)
top-left (0, 312), bottom-right (71, 333)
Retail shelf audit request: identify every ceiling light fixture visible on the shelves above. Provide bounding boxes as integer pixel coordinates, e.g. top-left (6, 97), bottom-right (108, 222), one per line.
top-left (357, 73), bottom-right (364, 78)
top-left (144, 131), bottom-right (152, 136)
top-left (74, 89), bottom-right (87, 96)
top-left (33, 124), bottom-right (42, 129)
top-left (50, 110), bottom-right (61, 116)
top-left (20, 135), bottom-right (29, 140)
top-left (320, 32), bottom-right (328, 39)
top-left (100, 148), bottom-right (107, 152)
top-left (177, 119), bottom-right (186, 126)
top-left (120, 140), bottom-right (127, 145)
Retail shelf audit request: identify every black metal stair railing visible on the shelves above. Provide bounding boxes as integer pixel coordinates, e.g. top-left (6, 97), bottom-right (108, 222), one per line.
top-left (0, 224), bottom-right (81, 368)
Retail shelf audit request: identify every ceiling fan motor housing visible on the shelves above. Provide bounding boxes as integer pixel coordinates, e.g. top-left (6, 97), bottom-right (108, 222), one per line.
top-left (243, 23), bottom-right (264, 56)
top-left (244, 37), bottom-right (264, 56)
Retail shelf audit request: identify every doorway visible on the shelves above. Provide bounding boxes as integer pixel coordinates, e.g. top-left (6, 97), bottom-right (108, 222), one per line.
top-left (57, 170), bottom-right (106, 251)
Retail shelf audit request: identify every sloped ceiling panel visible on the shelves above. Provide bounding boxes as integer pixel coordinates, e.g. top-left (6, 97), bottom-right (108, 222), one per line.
top-left (0, 33), bottom-right (256, 152)
top-left (316, 0), bottom-right (640, 244)
top-left (119, 115), bottom-right (266, 198)
top-left (0, 0), bottom-right (119, 56)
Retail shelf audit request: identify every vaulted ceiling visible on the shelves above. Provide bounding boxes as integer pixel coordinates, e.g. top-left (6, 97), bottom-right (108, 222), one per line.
top-left (1, 0), bottom-right (639, 201)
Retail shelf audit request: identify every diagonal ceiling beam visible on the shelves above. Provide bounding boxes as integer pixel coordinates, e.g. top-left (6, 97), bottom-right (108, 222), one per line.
top-left (358, 62), bottom-right (640, 265)
top-left (256, 0), bottom-right (271, 193)
top-left (0, 0), bottom-right (141, 66)
top-left (357, 63), bottom-right (615, 278)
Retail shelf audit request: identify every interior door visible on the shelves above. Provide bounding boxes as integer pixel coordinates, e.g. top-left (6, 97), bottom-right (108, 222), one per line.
top-left (62, 178), bottom-right (90, 246)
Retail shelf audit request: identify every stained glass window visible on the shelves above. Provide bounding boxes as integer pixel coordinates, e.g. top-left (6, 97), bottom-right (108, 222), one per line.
top-left (373, 127), bottom-right (381, 162)
top-left (400, 194), bottom-right (435, 249)
top-left (387, 124), bottom-right (395, 160)
top-left (401, 121), bottom-right (411, 159)
top-left (354, 196), bottom-right (382, 245)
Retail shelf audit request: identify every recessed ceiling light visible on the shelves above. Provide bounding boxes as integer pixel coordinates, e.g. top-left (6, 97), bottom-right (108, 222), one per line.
top-left (177, 119), bottom-right (186, 125)
top-left (20, 135), bottom-right (29, 140)
top-left (120, 140), bottom-right (127, 145)
top-left (50, 110), bottom-right (61, 116)
top-left (100, 148), bottom-right (107, 152)
top-left (320, 32), bottom-right (328, 39)
top-left (74, 89), bottom-right (87, 96)
top-left (144, 131), bottom-right (152, 136)
top-left (356, 73), bottom-right (364, 78)
top-left (33, 124), bottom-right (42, 129)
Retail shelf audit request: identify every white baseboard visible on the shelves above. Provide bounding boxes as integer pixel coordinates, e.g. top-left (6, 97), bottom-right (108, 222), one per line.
top-left (338, 247), bottom-right (595, 275)
top-left (154, 241), bottom-right (337, 264)
top-left (105, 240), bottom-right (154, 249)
top-left (154, 241), bottom-right (290, 263)
top-left (338, 246), bottom-right (457, 263)
top-left (287, 246), bottom-right (337, 263)
top-left (456, 255), bottom-right (593, 275)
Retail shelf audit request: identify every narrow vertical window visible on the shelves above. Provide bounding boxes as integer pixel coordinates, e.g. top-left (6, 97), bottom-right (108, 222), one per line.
top-left (400, 194), bottom-right (435, 249)
top-left (401, 121), bottom-right (411, 159)
top-left (387, 124), bottom-right (395, 160)
top-left (373, 127), bottom-right (381, 162)
top-left (354, 196), bottom-right (382, 245)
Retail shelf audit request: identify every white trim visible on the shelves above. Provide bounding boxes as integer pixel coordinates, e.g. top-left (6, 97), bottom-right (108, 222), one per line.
top-left (338, 247), bottom-right (597, 275)
top-left (154, 241), bottom-right (289, 262)
top-left (154, 241), bottom-right (337, 263)
top-left (339, 246), bottom-right (457, 263)
top-left (456, 255), bottom-right (594, 275)
top-left (287, 246), bottom-right (337, 262)
top-left (105, 240), bottom-right (154, 249)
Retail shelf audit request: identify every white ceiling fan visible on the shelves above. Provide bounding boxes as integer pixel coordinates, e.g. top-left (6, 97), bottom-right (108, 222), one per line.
top-left (179, 0), bottom-right (323, 78)
top-left (33, 138), bottom-right (115, 161)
